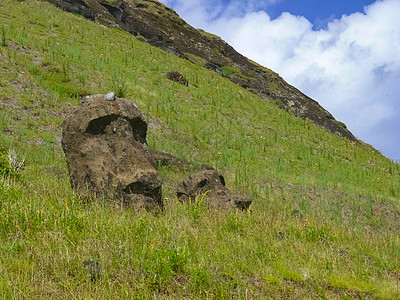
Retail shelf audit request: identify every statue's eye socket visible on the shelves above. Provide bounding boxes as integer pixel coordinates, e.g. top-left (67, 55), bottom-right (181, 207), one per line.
top-left (85, 115), bottom-right (119, 135)
top-left (84, 115), bottom-right (147, 144)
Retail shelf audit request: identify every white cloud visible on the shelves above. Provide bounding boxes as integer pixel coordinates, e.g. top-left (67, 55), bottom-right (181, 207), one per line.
top-left (161, 0), bottom-right (282, 24)
top-left (160, 0), bottom-right (400, 160)
top-left (161, 0), bottom-right (223, 25)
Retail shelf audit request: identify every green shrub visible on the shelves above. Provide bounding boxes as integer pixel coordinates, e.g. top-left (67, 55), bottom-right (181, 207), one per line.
top-left (220, 66), bottom-right (236, 77)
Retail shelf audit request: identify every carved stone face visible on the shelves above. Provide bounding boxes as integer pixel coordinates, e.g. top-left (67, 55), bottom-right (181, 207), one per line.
top-left (176, 170), bottom-right (252, 210)
top-left (62, 95), bottom-right (163, 211)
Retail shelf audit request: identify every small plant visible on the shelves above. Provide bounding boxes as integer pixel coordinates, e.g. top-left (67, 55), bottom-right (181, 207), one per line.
top-left (144, 246), bottom-right (188, 291)
top-left (191, 268), bottom-right (211, 293)
top-left (0, 149), bottom-right (10, 176)
top-left (0, 147), bottom-right (25, 179)
top-left (265, 275), bottom-right (282, 285)
top-left (114, 80), bottom-right (128, 98)
top-left (304, 217), bottom-right (329, 242)
top-left (1, 25), bottom-right (6, 47)
top-left (220, 65), bottom-right (251, 80)
top-left (6, 241), bottom-right (24, 254)
top-left (7, 148), bottom-right (25, 174)
top-left (335, 120), bottom-right (347, 129)
top-left (268, 81), bottom-right (278, 93)
top-left (220, 66), bottom-right (235, 77)
top-left (110, 69), bottom-right (129, 98)
top-left (226, 212), bottom-right (244, 232)
top-left (187, 191), bottom-right (209, 221)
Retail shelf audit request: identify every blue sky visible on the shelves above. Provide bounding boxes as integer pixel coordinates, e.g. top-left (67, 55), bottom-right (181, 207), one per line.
top-left (160, 0), bottom-right (400, 161)
top-left (262, 0), bottom-right (377, 28)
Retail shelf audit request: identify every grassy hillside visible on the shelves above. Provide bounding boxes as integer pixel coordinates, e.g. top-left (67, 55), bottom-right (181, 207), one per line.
top-left (1, 0), bottom-right (400, 298)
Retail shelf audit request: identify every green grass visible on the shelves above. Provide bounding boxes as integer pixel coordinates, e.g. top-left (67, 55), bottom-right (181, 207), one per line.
top-left (220, 65), bottom-right (252, 80)
top-left (1, 0), bottom-right (400, 298)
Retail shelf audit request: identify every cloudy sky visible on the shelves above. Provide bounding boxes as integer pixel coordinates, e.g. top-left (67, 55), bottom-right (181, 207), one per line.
top-left (159, 0), bottom-right (400, 161)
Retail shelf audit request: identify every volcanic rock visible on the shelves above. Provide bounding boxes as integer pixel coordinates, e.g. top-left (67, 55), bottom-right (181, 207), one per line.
top-left (149, 148), bottom-right (213, 171)
top-left (82, 259), bottom-right (101, 281)
top-left (166, 71), bottom-right (188, 86)
top-left (176, 170), bottom-right (252, 210)
top-left (61, 94), bottom-right (163, 211)
top-left (104, 92), bottom-right (116, 101)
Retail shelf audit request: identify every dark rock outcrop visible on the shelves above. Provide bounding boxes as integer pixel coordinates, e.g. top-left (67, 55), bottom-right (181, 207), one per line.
top-left (61, 94), bottom-right (163, 211)
top-left (166, 71), bottom-right (188, 86)
top-left (45, 0), bottom-right (357, 141)
top-left (176, 170), bottom-right (252, 210)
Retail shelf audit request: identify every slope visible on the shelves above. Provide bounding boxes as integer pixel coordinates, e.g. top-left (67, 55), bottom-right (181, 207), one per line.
top-left (45, 0), bottom-right (357, 141)
top-left (0, 0), bottom-right (400, 298)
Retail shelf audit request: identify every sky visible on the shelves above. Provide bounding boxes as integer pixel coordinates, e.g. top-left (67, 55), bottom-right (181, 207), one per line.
top-left (159, 0), bottom-right (400, 161)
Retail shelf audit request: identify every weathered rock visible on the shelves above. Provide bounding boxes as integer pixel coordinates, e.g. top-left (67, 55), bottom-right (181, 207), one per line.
top-left (176, 170), bottom-right (252, 210)
top-left (166, 71), bottom-right (188, 86)
top-left (82, 259), bottom-right (101, 281)
top-left (62, 95), bottom-right (163, 211)
top-left (104, 92), bottom-right (116, 101)
top-left (149, 148), bottom-right (213, 171)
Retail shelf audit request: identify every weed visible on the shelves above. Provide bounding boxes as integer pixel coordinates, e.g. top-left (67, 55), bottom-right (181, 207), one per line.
top-left (114, 80), bottom-right (128, 98)
top-left (304, 223), bottom-right (329, 242)
top-left (111, 71), bottom-right (128, 97)
top-left (191, 268), bottom-right (211, 293)
top-left (268, 81), bottom-right (278, 93)
top-left (220, 65), bottom-right (251, 80)
top-left (143, 246), bottom-right (188, 291)
top-left (221, 66), bottom-right (236, 77)
top-left (6, 241), bottom-right (24, 254)
top-left (1, 25), bottom-right (6, 47)
top-left (226, 212), bottom-right (244, 232)
top-left (0, 147), bottom-right (25, 179)
top-left (187, 191), bottom-right (209, 221)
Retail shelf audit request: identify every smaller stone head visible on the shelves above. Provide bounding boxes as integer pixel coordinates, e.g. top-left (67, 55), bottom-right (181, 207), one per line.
top-left (176, 170), bottom-right (252, 210)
